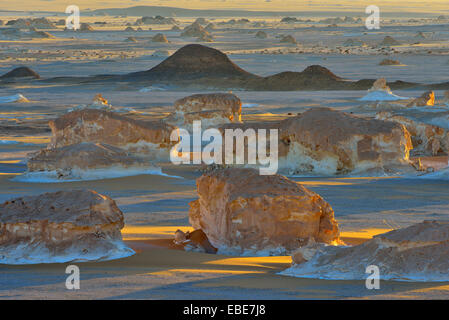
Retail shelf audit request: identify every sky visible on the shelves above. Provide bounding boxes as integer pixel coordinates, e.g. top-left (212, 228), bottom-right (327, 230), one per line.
top-left (0, 0), bottom-right (448, 13)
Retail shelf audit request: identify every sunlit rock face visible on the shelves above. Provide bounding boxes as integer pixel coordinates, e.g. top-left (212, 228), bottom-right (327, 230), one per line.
top-left (0, 190), bottom-right (134, 264)
top-left (407, 91), bottom-right (435, 107)
top-left (359, 78), bottom-right (407, 102)
top-left (165, 93), bottom-right (242, 130)
top-left (282, 220), bottom-right (449, 281)
top-left (188, 168), bottom-right (340, 255)
top-left (48, 109), bottom-right (177, 159)
top-left (278, 108), bottom-right (412, 175)
top-left (26, 142), bottom-right (156, 180)
top-left (181, 21), bottom-right (210, 38)
top-left (376, 111), bottom-right (448, 156)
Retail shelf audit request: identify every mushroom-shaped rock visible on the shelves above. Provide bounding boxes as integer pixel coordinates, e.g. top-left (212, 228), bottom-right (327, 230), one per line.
top-left (0, 190), bottom-right (134, 264)
top-left (188, 168), bottom-right (340, 255)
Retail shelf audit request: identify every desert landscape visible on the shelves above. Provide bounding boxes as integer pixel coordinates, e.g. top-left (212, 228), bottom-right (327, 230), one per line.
top-left (1, 2), bottom-right (449, 300)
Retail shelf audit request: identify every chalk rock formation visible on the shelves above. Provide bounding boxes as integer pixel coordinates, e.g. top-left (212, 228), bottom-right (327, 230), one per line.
top-left (78, 23), bottom-right (94, 32)
top-left (280, 35), bottom-right (297, 44)
top-left (171, 25), bottom-right (181, 31)
top-left (181, 21), bottom-right (210, 38)
top-left (174, 229), bottom-right (217, 254)
top-left (278, 108), bottom-right (412, 174)
top-left (220, 107), bottom-right (413, 175)
top-left (444, 90), bottom-right (449, 106)
top-left (27, 142), bottom-right (155, 180)
top-left (0, 67), bottom-right (40, 80)
top-left (379, 36), bottom-right (400, 46)
top-left (188, 168), bottom-right (340, 255)
top-left (360, 78), bottom-right (406, 101)
top-left (255, 31), bottom-right (268, 39)
top-left (407, 91), bottom-right (435, 107)
top-left (0, 190), bottom-right (134, 264)
top-left (124, 36), bottom-right (137, 43)
top-left (165, 93), bottom-right (242, 130)
top-left (48, 109), bottom-right (177, 159)
top-left (152, 33), bottom-right (168, 43)
top-left (379, 59), bottom-right (401, 66)
top-left (135, 16), bottom-right (177, 25)
top-left (282, 220), bottom-right (449, 281)
top-left (376, 111), bottom-right (448, 156)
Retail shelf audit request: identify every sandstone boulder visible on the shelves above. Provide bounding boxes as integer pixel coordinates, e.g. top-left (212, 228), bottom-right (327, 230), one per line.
top-left (0, 190), bottom-right (134, 264)
top-left (282, 220), bottom-right (449, 281)
top-left (188, 168), bottom-right (340, 255)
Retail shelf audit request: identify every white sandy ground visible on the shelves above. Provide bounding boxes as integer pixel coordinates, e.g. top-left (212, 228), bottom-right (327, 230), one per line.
top-left (1, 12), bottom-right (449, 298)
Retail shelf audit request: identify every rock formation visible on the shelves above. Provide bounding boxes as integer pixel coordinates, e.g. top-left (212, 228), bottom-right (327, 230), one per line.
top-left (48, 109), bottom-right (177, 158)
top-left (407, 91), bottom-right (435, 107)
top-left (27, 142), bottom-right (154, 179)
top-left (165, 93), bottom-right (242, 130)
top-left (0, 67), bottom-right (40, 80)
top-left (280, 35), bottom-right (297, 44)
top-left (79, 23), bottom-right (94, 32)
top-left (0, 190), bottom-right (134, 264)
top-left (281, 220), bottom-right (449, 281)
top-left (188, 168), bottom-right (340, 255)
top-left (174, 229), bottom-right (217, 254)
top-left (135, 16), bottom-right (177, 25)
top-left (181, 22), bottom-right (210, 38)
top-left (376, 111), bottom-right (448, 156)
top-left (152, 33), bottom-right (168, 43)
top-left (220, 107), bottom-right (413, 175)
top-left (255, 31), bottom-right (268, 39)
top-left (379, 59), bottom-right (401, 66)
top-left (379, 36), bottom-right (400, 46)
top-left (360, 78), bottom-right (406, 101)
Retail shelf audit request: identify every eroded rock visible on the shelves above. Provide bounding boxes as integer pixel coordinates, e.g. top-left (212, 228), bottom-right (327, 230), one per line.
top-left (188, 168), bottom-right (340, 255)
top-left (282, 220), bottom-right (449, 281)
top-left (0, 190), bottom-right (134, 264)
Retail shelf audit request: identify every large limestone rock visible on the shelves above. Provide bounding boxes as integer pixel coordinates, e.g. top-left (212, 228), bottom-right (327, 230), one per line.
top-left (0, 190), bottom-right (134, 264)
top-left (188, 168), bottom-right (340, 255)
top-left (219, 108), bottom-right (413, 175)
top-left (26, 142), bottom-right (156, 180)
top-left (376, 111), bottom-right (449, 156)
top-left (281, 221), bottom-right (449, 281)
top-left (165, 93), bottom-right (242, 130)
top-left (48, 109), bottom-right (177, 158)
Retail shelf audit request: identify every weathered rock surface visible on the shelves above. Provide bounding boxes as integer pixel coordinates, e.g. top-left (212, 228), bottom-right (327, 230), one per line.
top-left (376, 111), bottom-right (448, 156)
top-left (165, 93), bottom-right (242, 130)
top-left (0, 190), bottom-right (134, 264)
top-left (152, 33), bottom-right (168, 43)
top-left (48, 109), bottom-right (177, 158)
top-left (407, 91), bottom-right (435, 107)
top-left (181, 22), bottom-right (210, 38)
top-left (27, 142), bottom-right (154, 177)
top-left (188, 168), bottom-right (340, 255)
top-left (220, 108), bottom-right (413, 175)
top-left (281, 220), bottom-right (449, 281)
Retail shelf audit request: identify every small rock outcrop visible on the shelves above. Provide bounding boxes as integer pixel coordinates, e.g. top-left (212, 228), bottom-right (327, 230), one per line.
top-left (0, 67), bottom-right (40, 80)
top-left (152, 33), bottom-right (168, 43)
top-left (181, 22), bottom-right (210, 38)
top-left (0, 190), bottom-right (134, 264)
top-left (280, 35), bottom-right (297, 44)
top-left (165, 93), bottom-right (242, 130)
top-left (407, 91), bottom-right (435, 107)
top-left (379, 59), bottom-right (401, 66)
top-left (282, 221), bottom-right (449, 281)
top-left (188, 168), bottom-right (340, 255)
top-left (255, 31), bottom-right (268, 39)
top-left (379, 36), bottom-right (400, 46)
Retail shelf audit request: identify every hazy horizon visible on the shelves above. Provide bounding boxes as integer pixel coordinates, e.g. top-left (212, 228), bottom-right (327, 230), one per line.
top-left (0, 1), bottom-right (448, 14)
